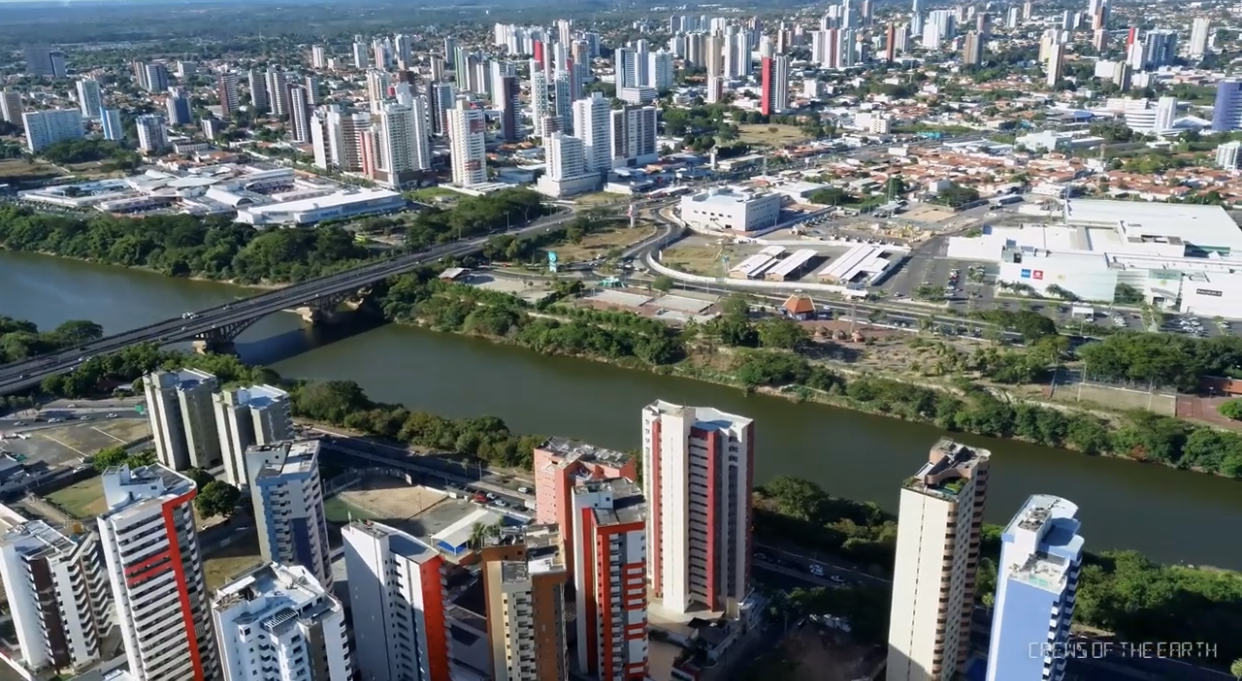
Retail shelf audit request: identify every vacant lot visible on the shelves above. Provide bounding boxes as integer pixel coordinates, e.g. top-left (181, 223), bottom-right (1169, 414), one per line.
top-left (0, 158), bottom-right (63, 183)
top-left (742, 627), bottom-right (882, 681)
top-left (47, 476), bottom-right (107, 519)
top-left (203, 533), bottom-right (263, 591)
top-left (339, 480), bottom-right (445, 521)
top-left (409, 186), bottom-right (460, 204)
top-left (661, 242), bottom-right (743, 276)
top-left (737, 124), bottom-right (808, 147)
top-left (554, 226), bottom-right (656, 261)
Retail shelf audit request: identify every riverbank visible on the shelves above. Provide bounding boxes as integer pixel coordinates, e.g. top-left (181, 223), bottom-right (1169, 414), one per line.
top-left (286, 377), bottom-right (1242, 668)
top-left (374, 274), bottom-right (1242, 480)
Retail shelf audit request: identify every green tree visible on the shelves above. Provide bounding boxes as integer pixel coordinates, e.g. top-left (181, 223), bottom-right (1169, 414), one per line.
top-left (195, 480), bottom-right (241, 518)
top-left (185, 467), bottom-right (216, 491)
top-left (756, 318), bottom-right (810, 350)
top-left (651, 275), bottom-right (674, 292)
top-left (92, 446), bottom-right (129, 472)
top-left (1221, 400), bottom-right (1242, 421)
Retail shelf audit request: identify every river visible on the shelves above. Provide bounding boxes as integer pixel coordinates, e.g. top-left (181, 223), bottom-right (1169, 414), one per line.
top-left (3, 249), bottom-right (1240, 569)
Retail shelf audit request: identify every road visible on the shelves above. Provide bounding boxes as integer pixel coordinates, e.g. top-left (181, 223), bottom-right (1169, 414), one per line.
top-left (0, 211), bottom-right (580, 396)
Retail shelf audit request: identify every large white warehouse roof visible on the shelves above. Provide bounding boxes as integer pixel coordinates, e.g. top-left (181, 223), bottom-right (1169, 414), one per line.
top-left (1065, 200), bottom-right (1242, 250)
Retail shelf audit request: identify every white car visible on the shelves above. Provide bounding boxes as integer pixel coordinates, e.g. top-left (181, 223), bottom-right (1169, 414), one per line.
top-left (809, 564), bottom-right (825, 577)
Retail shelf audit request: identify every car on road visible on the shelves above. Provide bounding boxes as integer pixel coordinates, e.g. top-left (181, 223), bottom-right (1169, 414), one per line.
top-left (830, 574), bottom-right (846, 584)
top-left (471, 493), bottom-right (487, 503)
top-left (809, 564), bottom-right (825, 577)
top-left (493, 500), bottom-right (508, 508)
top-left (106, 413), bottom-right (117, 418)
top-left (12, 422), bottom-right (24, 426)
top-left (517, 486), bottom-right (531, 494)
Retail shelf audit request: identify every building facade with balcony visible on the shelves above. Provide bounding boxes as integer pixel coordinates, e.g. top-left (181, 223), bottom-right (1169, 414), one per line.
top-left (246, 440), bottom-right (332, 588)
top-left (480, 524), bottom-right (568, 681)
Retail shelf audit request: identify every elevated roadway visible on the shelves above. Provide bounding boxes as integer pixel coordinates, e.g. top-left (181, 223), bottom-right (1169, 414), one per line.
top-left (0, 211), bottom-right (578, 396)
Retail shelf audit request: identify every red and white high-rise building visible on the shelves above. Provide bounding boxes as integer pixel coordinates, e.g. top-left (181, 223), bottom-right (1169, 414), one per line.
top-left (641, 401), bottom-right (754, 616)
top-left (97, 465), bottom-right (217, 681)
top-left (571, 478), bottom-right (648, 681)
top-left (759, 55), bottom-right (789, 116)
top-left (343, 521), bottom-right (452, 681)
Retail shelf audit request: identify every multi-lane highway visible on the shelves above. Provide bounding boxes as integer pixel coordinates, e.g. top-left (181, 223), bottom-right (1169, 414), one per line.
top-left (0, 211), bottom-right (580, 396)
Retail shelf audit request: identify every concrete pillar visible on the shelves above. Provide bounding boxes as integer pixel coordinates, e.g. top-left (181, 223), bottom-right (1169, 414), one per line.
top-left (192, 339), bottom-right (236, 355)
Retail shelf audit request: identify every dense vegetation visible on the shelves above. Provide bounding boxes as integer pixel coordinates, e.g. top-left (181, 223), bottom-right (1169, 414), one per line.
top-left (756, 476), bottom-right (1242, 667)
top-left (289, 379), bottom-right (544, 470)
top-left (377, 275), bottom-right (688, 367)
top-left (34, 344), bottom-right (276, 400)
top-left (1076, 332), bottom-right (1242, 391)
top-left (0, 187), bottom-right (549, 285)
top-left (39, 139), bottom-right (141, 170)
top-left (0, 317), bottom-right (103, 364)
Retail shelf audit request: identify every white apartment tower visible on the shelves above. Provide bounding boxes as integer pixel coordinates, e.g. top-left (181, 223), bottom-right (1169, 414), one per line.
top-left (144, 368), bottom-right (221, 472)
top-left (311, 106), bottom-right (371, 172)
top-left (288, 85), bottom-right (312, 143)
top-left (97, 465), bottom-right (217, 681)
top-left (531, 69), bottom-right (552, 137)
top-left (213, 563), bottom-right (352, 681)
top-left (375, 100), bottom-right (432, 186)
top-left (648, 49), bottom-right (674, 91)
top-left (447, 100), bottom-right (487, 187)
top-left (212, 384), bottom-right (291, 488)
top-left (75, 78), bottom-right (103, 119)
top-left (134, 114), bottom-right (167, 154)
top-left (572, 92), bottom-right (612, 172)
top-left (887, 440), bottom-right (991, 681)
top-left (22, 109), bottom-right (83, 153)
top-left (311, 45), bottom-right (328, 69)
top-left (640, 401), bottom-right (754, 616)
top-left (1, 91), bottom-right (23, 124)
top-left (571, 479), bottom-right (648, 681)
top-left (246, 440), bottom-right (332, 588)
top-left (342, 521), bottom-right (453, 681)
top-left (0, 510), bottom-right (112, 674)
top-left (1190, 17), bottom-right (1211, 59)
top-left (248, 69), bottom-right (268, 110)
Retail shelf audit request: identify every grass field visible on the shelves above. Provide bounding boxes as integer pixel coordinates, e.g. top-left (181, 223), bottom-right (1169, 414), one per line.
top-left (409, 186), bottom-right (460, 203)
top-left (554, 226), bottom-right (656, 261)
top-left (661, 242), bottom-right (741, 276)
top-left (0, 158), bottom-right (63, 183)
top-left (323, 496), bottom-right (380, 524)
top-left (737, 123), bottom-right (809, 147)
top-left (203, 533), bottom-right (264, 591)
top-left (46, 476), bottom-right (107, 519)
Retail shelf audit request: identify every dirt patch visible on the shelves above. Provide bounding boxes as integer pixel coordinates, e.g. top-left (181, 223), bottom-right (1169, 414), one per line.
top-left (737, 123), bottom-right (809, 147)
top-left (1177, 394), bottom-right (1242, 430)
top-left (1055, 382), bottom-right (1176, 416)
top-left (903, 204), bottom-right (957, 223)
top-left (661, 242), bottom-right (745, 276)
top-left (554, 226), bottom-right (657, 261)
top-left (337, 477), bottom-right (447, 522)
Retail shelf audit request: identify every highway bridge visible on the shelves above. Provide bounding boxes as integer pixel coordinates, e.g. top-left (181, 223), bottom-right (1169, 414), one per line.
top-left (0, 211), bottom-right (582, 396)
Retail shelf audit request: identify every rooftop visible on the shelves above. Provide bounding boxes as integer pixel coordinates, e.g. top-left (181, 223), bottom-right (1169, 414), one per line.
top-left (151, 367), bottom-right (216, 392)
top-left (1004, 494), bottom-right (1085, 594)
top-left (644, 400), bottom-right (754, 436)
top-left (903, 439), bottom-right (990, 501)
top-left (1066, 199), bottom-right (1242, 250)
top-left (574, 477), bottom-right (645, 527)
top-left (539, 436), bottom-right (632, 468)
top-left (229, 384), bottom-right (288, 409)
top-left (250, 440), bottom-right (320, 483)
top-left (100, 464), bottom-right (194, 516)
top-left (685, 186), bottom-right (779, 206)
top-left (348, 520), bottom-right (441, 563)
top-left (0, 517), bottom-right (88, 560)
top-left (212, 563), bottom-right (339, 634)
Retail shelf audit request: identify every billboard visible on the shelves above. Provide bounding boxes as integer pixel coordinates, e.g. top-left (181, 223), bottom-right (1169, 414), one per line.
top-left (548, 251), bottom-right (558, 273)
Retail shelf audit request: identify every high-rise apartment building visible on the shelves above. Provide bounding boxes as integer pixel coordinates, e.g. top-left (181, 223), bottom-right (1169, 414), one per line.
top-left (101, 108), bottom-right (124, 141)
top-left (572, 92), bottom-right (612, 172)
top-left (24, 45), bottom-right (65, 77)
top-left (647, 49), bottom-right (674, 91)
top-left (144, 368), bottom-right (221, 472)
top-left (609, 104), bottom-right (658, 168)
top-left (962, 31), bottom-right (984, 66)
top-left (1046, 42), bottom-right (1065, 88)
top-left (213, 384), bottom-right (291, 487)
top-left (246, 440), bottom-right (332, 587)
top-left (288, 85), bottom-right (312, 143)
top-left (143, 63), bottom-right (169, 93)
top-left (22, 109), bottom-right (83, 153)
top-left (537, 131), bottom-right (598, 197)
top-left (497, 74), bottom-right (520, 141)
top-left (76, 78), bottom-right (103, 119)
top-left (134, 114), bottom-right (167, 153)
top-left (571, 479), bottom-right (648, 681)
top-left (985, 495), bottom-right (1084, 681)
top-left (374, 100), bottom-right (431, 186)
top-left (311, 45), bottom-right (328, 69)
top-left (447, 100), bottom-right (487, 187)
top-left (213, 563), bottom-right (352, 681)
top-left (343, 521), bottom-right (452, 681)
top-left (0, 508), bottom-right (112, 674)
top-left (553, 71), bottom-right (573, 134)
top-left (217, 73), bottom-right (240, 117)
top-left (531, 438), bottom-right (635, 573)
top-left (247, 69), bottom-right (268, 111)
top-left (759, 55), bottom-right (789, 115)
top-left (266, 70), bottom-right (289, 117)
top-left (1216, 140), bottom-right (1242, 169)
top-left (887, 440), bottom-right (991, 681)
top-left (352, 41), bottom-right (369, 69)
top-left (1190, 17), bottom-right (1211, 59)
top-left (98, 465), bottom-right (217, 681)
top-left (641, 400), bottom-right (754, 616)
top-left (166, 87), bottom-right (192, 126)
top-left (480, 525), bottom-right (569, 681)
top-left (531, 69), bottom-right (552, 137)
top-left (1141, 29), bottom-right (1178, 69)
top-left (1213, 79), bottom-right (1242, 132)
top-left (0, 91), bottom-right (23, 124)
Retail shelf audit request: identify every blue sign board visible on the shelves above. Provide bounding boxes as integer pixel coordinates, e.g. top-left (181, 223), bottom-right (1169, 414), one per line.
top-left (1020, 269), bottom-right (1031, 279)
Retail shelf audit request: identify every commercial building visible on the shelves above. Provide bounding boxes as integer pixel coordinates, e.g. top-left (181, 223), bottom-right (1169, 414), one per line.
top-left (480, 525), bottom-right (568, 681)
top-left (887, 440), bottom-right (991, 681)
top-left (236, 188), bottom-right (405, 226)
top-left (641, 401), bottom-right (753, 616)
top-left (985, 495), bottom-right (1084, 681)
top-left (343, 521), bottom-right (452, 681)
top-left (213, 563), bottom-right (352, 681)
top-left (946, 200), bottom-right (1242, 315)
top-left (0, 510), bottom-right (112, 675)
top-left (678, 187), bottom-right (783, 233)
top-left (144, 368), bottom-right (221, 472)
top-left (213, 384), bottom-right (292, 487)
top-left (247, 441), bottom-right (332, 588)
top-left (97, 465), bottom-right (217, 681)
top-left (447, 100), bottom-right (488, 187)
top-left (571, 478), bottom-right (648, 681)
top-left (532, 437), bottom-right (636, 574)
top-left (22, 109), bottom-right (84, 153)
